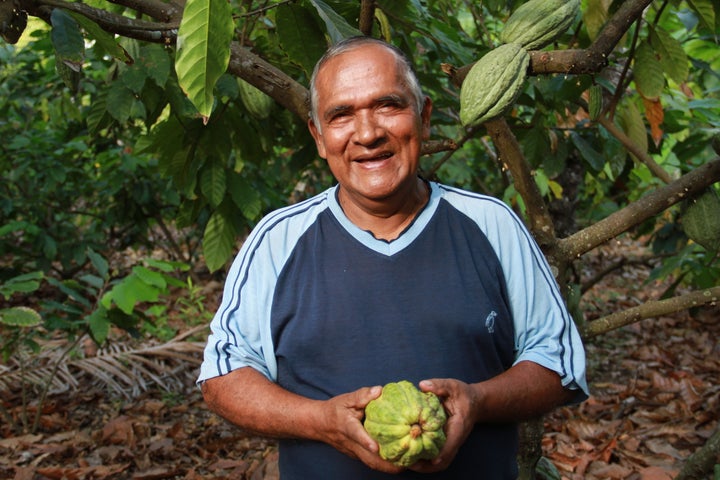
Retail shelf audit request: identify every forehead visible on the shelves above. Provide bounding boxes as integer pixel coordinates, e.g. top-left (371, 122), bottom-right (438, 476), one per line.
top-left (315, 45), bottom-right (404, 100)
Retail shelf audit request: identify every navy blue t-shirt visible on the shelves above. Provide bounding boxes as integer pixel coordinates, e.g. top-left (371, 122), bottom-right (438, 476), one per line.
top-left (199, 182), bottom-right (588, 479)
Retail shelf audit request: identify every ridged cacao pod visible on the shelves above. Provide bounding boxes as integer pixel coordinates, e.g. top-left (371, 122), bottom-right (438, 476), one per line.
top-left (364, 381), bottom-right (447, 467)
top-left (588, 84), bottom-right (603, 121)
top-left (238, 79), bottom-right (274, 120)
top-left (500, 0), bottom-right (580, 51)
top-left (460, 43), bottom-right (530, 127)
top-left (682, 189), bottom-right (720, 253)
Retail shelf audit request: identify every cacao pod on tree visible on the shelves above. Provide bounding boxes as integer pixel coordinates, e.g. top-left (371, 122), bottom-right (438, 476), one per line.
top-left (500, 0), bottom-right (580, 51)
top-left (459, 43), bottom-right (530, 127)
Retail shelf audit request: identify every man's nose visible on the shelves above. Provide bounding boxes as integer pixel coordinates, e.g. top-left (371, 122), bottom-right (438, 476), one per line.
top-left (353, 111), bottom-right (385, 147)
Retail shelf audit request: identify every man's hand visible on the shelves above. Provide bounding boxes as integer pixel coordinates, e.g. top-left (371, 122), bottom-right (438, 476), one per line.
top-left (409, 378), bottom-right (478, 473)
top-left (319, 386), bottom-right (405, 474)
top-left (202, 368), bottom-right (404, 473)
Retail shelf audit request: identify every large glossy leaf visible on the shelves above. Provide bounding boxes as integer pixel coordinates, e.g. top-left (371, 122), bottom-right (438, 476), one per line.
top-left (634, 41), bottom-right (665, 99)
top-left (616, 98), bottom-right (648, 165)
top-left (277, 3), bottom-right (327, 76)
top-left (50, 9), bottom-right (84, 67)
top-left (203, 204), bottom-right (238, 272)
top-left (175, 0), bottom-right (234, 120)
top-left (307, 0), bottom-right (362, 44)
top-left (66, 10), bottom-right (132, 64)
top-left (650, 27), bottom-right (689, 85)
top-left (200, 158), bottom-right (227, 208)
top-left (687, 0), bottom-right (716, 31)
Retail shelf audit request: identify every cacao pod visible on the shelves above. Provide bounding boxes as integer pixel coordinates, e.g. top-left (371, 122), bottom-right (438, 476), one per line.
top-left (682, 189), bottom-right (720, 253)
top-left (238, 79), bottom-right (274, 120)
top-left (364, 380), bottom-right (447, 467)
top-left (500, 0), bottom-right (580, 51)
top-left (460, 43), bottom-right (530, 127)
top-left (588, 84), bottom-right (603, 121)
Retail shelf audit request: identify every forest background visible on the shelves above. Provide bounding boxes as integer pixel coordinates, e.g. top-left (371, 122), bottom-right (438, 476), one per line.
top-left (1, 0), bottom-right (719, 478)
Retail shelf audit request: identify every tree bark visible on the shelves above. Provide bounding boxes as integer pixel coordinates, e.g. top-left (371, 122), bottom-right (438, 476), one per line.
top-left (584, 286), bottom-right (720, 337)
top-left (674, 425), bottom-right (720, 480)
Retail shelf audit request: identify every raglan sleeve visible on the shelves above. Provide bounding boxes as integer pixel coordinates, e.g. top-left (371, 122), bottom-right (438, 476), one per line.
top-left (197, 228), bottom-right (281, 384)
top-left (490, 204), bottom-right (589, 402)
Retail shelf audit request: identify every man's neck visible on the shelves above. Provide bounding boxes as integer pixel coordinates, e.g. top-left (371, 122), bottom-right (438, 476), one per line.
top-left (337, 178), bottom-right (430, 241)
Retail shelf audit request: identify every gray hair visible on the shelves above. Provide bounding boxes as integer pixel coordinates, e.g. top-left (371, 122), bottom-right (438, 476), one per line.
top-left (309, 36), bottom-right (425, 128)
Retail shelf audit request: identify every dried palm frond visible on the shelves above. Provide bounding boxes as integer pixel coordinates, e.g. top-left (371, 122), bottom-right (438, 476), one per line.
top-left (0, 325), bottom-right (208, 399)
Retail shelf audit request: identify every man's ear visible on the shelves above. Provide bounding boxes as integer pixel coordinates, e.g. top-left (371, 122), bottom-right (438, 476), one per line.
top-left (308, 119), bottom-right (327, 159)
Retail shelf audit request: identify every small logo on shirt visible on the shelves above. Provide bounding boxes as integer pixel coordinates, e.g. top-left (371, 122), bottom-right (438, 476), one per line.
top-left (485, 311), bottom-right (497, 333)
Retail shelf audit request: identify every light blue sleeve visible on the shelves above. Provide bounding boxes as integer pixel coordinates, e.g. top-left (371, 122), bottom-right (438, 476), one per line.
top-left (197, 191), bottom-right (331, 384)
top-left (443, 187), bottom-right (589, 399)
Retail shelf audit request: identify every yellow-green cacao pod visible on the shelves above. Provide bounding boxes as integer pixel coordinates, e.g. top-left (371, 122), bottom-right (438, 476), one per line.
top-left (238, 79), bottom-right (274, 120)
top-left (682, 189), bottom-right (720, 252)
top-left (588, 84), bottom-right (603, 121)
top-left (500, 0), bottom-right (580, 51)
top-left (364, 380), bottom-right (447, 467)
top-left (460, 43), bottom-right (530, 127)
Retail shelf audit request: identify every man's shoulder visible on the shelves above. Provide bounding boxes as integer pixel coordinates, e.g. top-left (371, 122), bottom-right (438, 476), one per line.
top-left (253, 188), bottom-right (333, 235)
top-left (433, 182), bottom-right (517, 221)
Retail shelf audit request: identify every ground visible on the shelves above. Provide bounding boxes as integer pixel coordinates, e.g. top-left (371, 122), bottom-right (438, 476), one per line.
top-left (1, 238), bottom-right (718, 479)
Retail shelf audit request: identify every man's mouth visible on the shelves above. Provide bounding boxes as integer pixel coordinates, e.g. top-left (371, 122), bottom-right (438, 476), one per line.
top-left (355, 152), bottom-right (393, 163)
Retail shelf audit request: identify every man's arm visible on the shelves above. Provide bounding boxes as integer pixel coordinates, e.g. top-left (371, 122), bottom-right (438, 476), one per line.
top-left (414, 360), bottom-right (575, 473)
top-left (201, 366), bottom-right (404, 473)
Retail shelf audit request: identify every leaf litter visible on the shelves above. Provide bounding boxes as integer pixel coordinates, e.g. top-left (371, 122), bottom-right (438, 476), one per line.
top-left (1, 238), bottom-right (717, 479)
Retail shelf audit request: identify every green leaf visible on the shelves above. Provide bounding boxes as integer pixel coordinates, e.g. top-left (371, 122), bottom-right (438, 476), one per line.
top-left (583, 0), bottom-right (610, 41)
top-left (0, 307), bottom-right (42, 327)
top-left (277, 3), bottom-right (327, 77)
top-left (687, 0), bottom-right (716, 31)
top-left (105, 274), bottom-right (160, 314)
top-left (175, 0), bottom-right (234, 120)
top-left (87, 248), bottom-right (109, 280)
top-left (634, 40), bottom-right (665, 99)
top-left (0, 272), bottom-right (43, 299)
top-left (307, 0), bottom-right (362, 44)
top-left (200, 158), bottom-right (227, 208)
top-left (650, 27), bottom-right (689, 85)
top-left (106, 84), bottom-right (137, 123)
top-left (203, 205), bottom-right (238, 272)
top-left (47, 277), bottom-right (92, 308)
top-left (228, 173), bottom-right (263, 220)
top-left (139, 44), bottom-right (172, 87)
top-left (50, 9), bottom-right (84, 69)
top-left (86, 307), bottom-right (110, 344)
top-left (570, 131), bottom-right (605, 172)
top-left (615, 98), bottom-right (648, 164)
top-left (132, 265), bottom-right (167, 289)
top-left (66, 11), bottom-right (132, 64)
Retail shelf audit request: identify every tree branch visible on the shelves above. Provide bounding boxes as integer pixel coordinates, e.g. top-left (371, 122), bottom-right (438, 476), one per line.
top-left (584, 286), bottom-right (720, 337)
top-left (358, 0), bottom-right (375, 36)
top-left (106, 0), bottom-right (184, 23)
top-left (557, 158), bottom-right (720, 261)
top-left (484, 118), bottom-right (557, 248)
top-left (597, 116), bottom-right (672, 184)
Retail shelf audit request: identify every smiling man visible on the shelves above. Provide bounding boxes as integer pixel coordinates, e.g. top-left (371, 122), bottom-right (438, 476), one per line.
top-left (198, 36), bottom-right (588, 479)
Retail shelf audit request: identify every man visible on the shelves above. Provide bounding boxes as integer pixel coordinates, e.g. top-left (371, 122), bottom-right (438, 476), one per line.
top-left (198, 36), bottom-right (588, 479)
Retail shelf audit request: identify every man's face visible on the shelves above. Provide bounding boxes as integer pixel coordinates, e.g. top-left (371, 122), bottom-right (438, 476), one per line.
top-left (308, 44), bottom-right (431, 205)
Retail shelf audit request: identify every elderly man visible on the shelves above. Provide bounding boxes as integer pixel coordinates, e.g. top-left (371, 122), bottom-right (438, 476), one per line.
top-left (198, 36), bottom-right (588, 479)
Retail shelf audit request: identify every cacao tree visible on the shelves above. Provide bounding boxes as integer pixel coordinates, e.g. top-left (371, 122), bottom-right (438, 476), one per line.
top-left (2, 0), bottom-right (720, 476)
